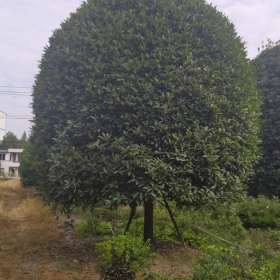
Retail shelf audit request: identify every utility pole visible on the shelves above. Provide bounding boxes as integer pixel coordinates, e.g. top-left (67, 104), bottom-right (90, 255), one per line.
top-left (0, 111), bottom-right (6, 141)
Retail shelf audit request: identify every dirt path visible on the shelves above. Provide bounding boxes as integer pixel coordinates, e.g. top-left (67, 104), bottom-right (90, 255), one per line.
top-left (0, 180), bottom-right (99, 280)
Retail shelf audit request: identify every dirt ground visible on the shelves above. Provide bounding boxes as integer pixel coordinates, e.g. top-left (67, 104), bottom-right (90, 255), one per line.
top-left (0, 180), bottom-right (198, 280)
top-left (0, 180), bottom-right (99, 280)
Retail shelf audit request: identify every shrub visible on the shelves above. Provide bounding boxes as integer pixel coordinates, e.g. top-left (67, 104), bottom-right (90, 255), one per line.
top-left (237, 196), bottom-right (280, 229)
top-left (250, 258), bottom-right (280, 280)
top-left (96, 234), bottom-right (152, 276)
top-left (190, 246), bottom-right (239, 280)
top-left (74, 211), bottom-right (113, 236)
top-left (191, 244), bottom-right (280, 280)
top-left (129, 217), bottom-right (144, 237)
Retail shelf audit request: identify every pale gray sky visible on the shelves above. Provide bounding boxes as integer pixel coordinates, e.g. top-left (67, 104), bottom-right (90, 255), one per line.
top-left (0, 0), bottom-right (279, 137)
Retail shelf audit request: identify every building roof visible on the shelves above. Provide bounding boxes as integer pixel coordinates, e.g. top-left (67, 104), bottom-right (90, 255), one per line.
top-left (0, 149), bottom-right (23, 153)
top-left (8, 149), bottom-right (23, 153)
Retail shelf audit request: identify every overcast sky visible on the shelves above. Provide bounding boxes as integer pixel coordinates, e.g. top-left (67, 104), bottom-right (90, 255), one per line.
top-left (0, 0), bottom-right (279, 137)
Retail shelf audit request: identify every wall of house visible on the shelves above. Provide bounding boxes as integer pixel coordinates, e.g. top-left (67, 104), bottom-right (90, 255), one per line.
top-left (0, 149), bottom-right (23, 178)
top-left (0, 159), bottom-right (20, 177)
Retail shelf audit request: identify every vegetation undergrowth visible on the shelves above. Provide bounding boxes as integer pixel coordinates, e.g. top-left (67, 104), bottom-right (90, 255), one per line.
top-left (73, 197), bottom-right (280, 279)
top-left (237, 196), bottom-right (280, 229)
top-left (96, 234), bottom-right (152, 279)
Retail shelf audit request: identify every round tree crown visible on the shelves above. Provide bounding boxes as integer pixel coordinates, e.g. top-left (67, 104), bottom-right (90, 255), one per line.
top-left (32, 0), bottom-right (260, 210)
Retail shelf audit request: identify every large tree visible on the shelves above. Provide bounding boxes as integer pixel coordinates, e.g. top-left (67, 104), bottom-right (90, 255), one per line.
top-left (31, 0), bottom-right (260, 241)
top-left (250, 43), bottom-right (280, 197)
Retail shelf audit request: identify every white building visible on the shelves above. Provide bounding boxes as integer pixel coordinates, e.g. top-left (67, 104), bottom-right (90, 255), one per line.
top-left (0, 148), bottom-right (23, 177)
top-left (0, 111), bottom-right (6, 141)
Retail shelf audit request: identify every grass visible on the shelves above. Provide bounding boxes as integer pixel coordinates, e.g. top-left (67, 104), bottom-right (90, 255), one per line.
top-left (2, 179), bottom-right (279, 279)
top-left (0, 179), bottom-right (99, 280)
top-left (73, 200), bottom-right (280, 279)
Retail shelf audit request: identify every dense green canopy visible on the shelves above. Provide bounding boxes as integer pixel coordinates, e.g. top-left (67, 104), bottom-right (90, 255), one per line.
top-left (250, 44), bottom-right (280, 197)
top-left (31, 0), bottom-right (259, 225)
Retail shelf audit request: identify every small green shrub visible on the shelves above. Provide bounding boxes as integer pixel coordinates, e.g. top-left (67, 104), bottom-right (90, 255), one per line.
top-left (96, 234), bottom-right (152, 274)
top-left (95, 221), bottom-right (113, 235)
top-left (237, 196), bottom-right (280, 229)
top-left (190, 244), bottom-right (280, 280)
top-left (74, 211), bottom-right (113, 236)
top-left (128, 217), bottom-right (144, 237)
top-left (191, 246), bottom-right (239, 280)
top-left (182, 229), bottom-right (209, 249)
top-left (250, 257), bottom-right (280, 280)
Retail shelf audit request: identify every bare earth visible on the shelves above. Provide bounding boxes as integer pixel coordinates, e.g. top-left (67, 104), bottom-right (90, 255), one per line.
top-left (0, 180), bottom-right (198, 280)
top-left (0, 180), bottom-right (99, 280)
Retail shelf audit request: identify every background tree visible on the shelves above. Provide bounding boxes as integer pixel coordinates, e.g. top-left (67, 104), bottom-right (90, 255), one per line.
top-left (31, 0), bottom-right (260, 241)
top-left (0, 132), bottom-right (22, 149)
top-left (250, 43), bottom-right (280, 197)
top-left (20, 138), bottom-right (41, 187)
top-left (20, 132), bottom-right (28, 146)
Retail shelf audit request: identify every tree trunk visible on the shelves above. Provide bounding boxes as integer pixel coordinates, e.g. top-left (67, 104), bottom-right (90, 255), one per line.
top-left (144, 199), bottom-right (154, 242)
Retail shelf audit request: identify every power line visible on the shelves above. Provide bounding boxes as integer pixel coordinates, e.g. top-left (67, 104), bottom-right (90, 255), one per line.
top-left (0, 93), bottom-right (31, 97)
top-left (7, 117), bottom-right (32, 120)
top-left (0, 115), bottom-right (33, 120)
top-left (12, 116), bottom-right (33, 118)
top-left (0, 86), bottom-right (32, 89)
top-left (7, 116), bottom-right (33, 120)
top-left (7, 117), bottom-right (32, 119)
top-left (10, 114), bottom-right (32, 116)
top-left (0, 90), bottom-right (31, 94)
top-left (1, 119), bottom-right (32, 121)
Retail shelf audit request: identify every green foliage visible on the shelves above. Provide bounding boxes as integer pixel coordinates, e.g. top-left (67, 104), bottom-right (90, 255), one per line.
top-left (75, 202), bottom-right (248, 252)
top-left (74, 220), bottom-right (94, 235)
top-left (74, 202), bottom-right (280, 279)
top-left (32, 0), bottom-right (259, 218)
top-left (96, 234), bottom-right (152, 274)
top-left (74, 211), bottom-right (112, 236)
top-left (191, 245), bottom-right (280, 280)
top-left (237, 196), bottom-right (280, 229)
top-left (20, 141), bottom-right (41, 187)
top-left (191, 246), bottom-right (234, 280)
top-left (250, 257), bottom-right (280, 280)
top-left (74, 212), bottom-right (96, 235)
top-left (177, 205), bottom-right (247, 248)
top-left (251, 43), bottom-right (280, 197)
top-left (0, 131), bottom-right (23, 149)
